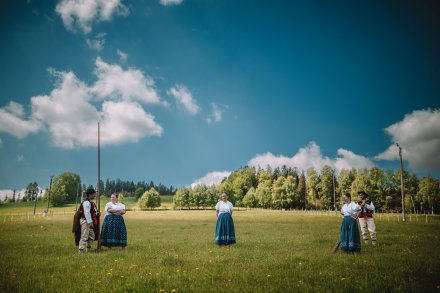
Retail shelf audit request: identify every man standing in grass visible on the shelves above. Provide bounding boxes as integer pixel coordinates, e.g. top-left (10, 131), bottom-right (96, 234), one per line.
top-left (357, 191), bottom-right (377, 245)
top-left (78, 188), bottom-right (99, 252)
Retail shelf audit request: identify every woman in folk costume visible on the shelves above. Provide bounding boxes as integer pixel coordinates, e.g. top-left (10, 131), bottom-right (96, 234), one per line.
top-left (215, 192), bottom-right (236, 246)
top-left (340, 193), bottom-right (361, 253)
top-left (100, 193), bottom-right (127, 248)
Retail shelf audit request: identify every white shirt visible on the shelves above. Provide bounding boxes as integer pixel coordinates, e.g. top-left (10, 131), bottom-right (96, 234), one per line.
top-left (341, 201), bottom-right (361, 217)
top-left (104, 202), bottom-right (126, 217)
top-left (361, 200), bottom-right (375, 212)
top-left (215, 200), bottom-right (233, 215)
top-left (82, 200), bottom-right (92, 224)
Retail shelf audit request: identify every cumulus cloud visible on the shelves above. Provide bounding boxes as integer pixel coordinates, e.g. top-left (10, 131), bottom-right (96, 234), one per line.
top-left (0, 58), bottom-right (165, 149)
top-left (334, 149), bottom-right (375, 170)
top-left (56, 0), bottom-right (129, 34)
top-left (0, 101), bottom-right (41, 139)
top-left (248, 142), bottom-right (375, 173)
top-left (117, 49), bottom-right (127, 63)
top-left (206, 103), bottom-right (228, 124)
top-left (375, 109), bottom-right (440, 173)
top-left (191, 171), bottom-right (231, 188)
top-left (100, 101), bottom-right (162, 145)
top-left (160, 0), bottom-right (183, 6)
top-left (91, 57), bottom-right (164, 105)
top-left (86, 32), bottom-right (106, 51)
top-left (167, 84), bottom-right (200, 115)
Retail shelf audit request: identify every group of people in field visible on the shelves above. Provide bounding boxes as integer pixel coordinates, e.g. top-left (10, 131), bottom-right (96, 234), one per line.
top-left (73, 189), bottom-right (236, 252)
top-left (73, 188), bottom-right (375, 253)
top-left (339, 191), bottom-right (377, 253)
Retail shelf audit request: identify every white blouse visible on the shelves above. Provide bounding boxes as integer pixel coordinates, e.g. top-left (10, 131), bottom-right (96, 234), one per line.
top-left (104, 202), bottom-right (126, 217)
top-left (341, 202), bottom-right (361, 217)
top-left (215, 200), bottom-right (233, 215)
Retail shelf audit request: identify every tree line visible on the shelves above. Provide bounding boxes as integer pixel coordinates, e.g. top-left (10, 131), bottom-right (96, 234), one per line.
top-left (173, 166), bottom-right (440, 214)
top-left (2, 173), bottom-right (176, 207)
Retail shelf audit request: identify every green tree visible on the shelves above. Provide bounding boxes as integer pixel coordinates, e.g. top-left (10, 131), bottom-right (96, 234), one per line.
top-left (297, 172), bottom-right (306, 209)
top-left (242, 187), bottom-right (258, 208)
top-left (272, 176), bottom-right (288, 209)
top-left (368, 167), bottom-right (385, 211)
top-left (417, 176), bottom-right (439, 214)
top-left (256, 181), bottom-right (272, 209)
top-left (50, 179), bottom-right (69, 207)
top-left (192, 185), bottom-right (208, 207)
top-left (306, 168), bottom-right (319, 209)
top-left (25, 182), bottom-right (39, 203)
top-left (351, 169), bottom-right (371, 200)
top-left (317, 165), bottom-right (334, 209)
top-left (219, 180), bottom-right (235, 204)
top-left (337, 169), bottom-right (356, 198)
top-left (173, 187), bottom-right (191, 208)
top-left (138, 188), bottom-right (161, 209)
top-left (383, 169), bottom-right (398, 210)
top-left (135, 187), bottom-right (145, 199)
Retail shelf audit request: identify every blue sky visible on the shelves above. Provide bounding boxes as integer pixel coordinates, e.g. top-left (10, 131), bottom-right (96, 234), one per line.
top-left (1, 0), bottom-right (439, 190)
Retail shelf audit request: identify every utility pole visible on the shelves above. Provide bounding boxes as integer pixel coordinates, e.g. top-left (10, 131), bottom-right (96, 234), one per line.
top-left (97, 122), bottom-right (102, 250)
top-left (396, 143), bottom-right (406, 222)
top-left (332, 169), bottom-right (337, 212)
top-left (47, 176), bottom-right (53, 214)
top-left (33, 188), bottom-right (38, 215)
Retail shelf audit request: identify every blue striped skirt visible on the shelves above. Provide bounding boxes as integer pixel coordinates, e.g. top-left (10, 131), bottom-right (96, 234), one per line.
top-left (101, 214), bottom-right (127, 247)
top-left (340, 216), bottom-right (361, 252)
top-left (215, 213), bottom-right (236, 245)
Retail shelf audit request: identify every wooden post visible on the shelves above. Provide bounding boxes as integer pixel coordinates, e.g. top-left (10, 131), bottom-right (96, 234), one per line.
top-left (396, 143), bottom-right (406, 221)
top-left (46, 176), bottom-right (53, 214)
top-left (97, 122), bottom-right (102, 251)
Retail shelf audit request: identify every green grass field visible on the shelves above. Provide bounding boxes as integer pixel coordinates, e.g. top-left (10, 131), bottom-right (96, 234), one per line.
top-left (0, 203), bottom-right (439, 292)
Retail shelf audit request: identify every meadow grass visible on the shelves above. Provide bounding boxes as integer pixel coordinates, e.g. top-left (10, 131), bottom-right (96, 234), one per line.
top-left (0, 208), bottom-right (439, 292)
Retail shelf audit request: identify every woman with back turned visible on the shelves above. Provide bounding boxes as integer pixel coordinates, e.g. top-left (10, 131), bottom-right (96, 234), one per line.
top-left (215, 192), bottom-right (236, 246)
top-left (340, 192), bottom-right (361, 253)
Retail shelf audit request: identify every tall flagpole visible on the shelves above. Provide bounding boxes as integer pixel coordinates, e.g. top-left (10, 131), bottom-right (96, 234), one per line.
top-left (97, 122), bottom-right (102, 250)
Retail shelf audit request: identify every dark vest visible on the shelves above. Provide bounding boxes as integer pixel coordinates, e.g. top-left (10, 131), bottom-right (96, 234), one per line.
top-left (358, 199), bottom-right (374, 218)
top-left (79, 198), bottom-right (99, 225)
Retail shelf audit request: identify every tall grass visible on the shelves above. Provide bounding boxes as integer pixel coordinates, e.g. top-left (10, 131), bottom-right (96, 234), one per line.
top-left (0, 209), bottom-right (439, 292)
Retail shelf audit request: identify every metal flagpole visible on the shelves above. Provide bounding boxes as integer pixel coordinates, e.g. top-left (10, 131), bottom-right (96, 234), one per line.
top-left (97, 122), bottom-right (102, 250)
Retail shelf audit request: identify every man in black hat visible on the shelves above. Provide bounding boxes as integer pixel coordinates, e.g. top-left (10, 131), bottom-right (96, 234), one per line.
top-left (78, 188), bottom-right (99, 252)
top-left (357, 191), bottom-right (377, 245)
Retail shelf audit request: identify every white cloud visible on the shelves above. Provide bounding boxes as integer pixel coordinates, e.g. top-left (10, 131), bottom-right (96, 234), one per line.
top-left (5, 101), bottom-right (25, 117)
top-left (160, 0), bottom-right (183, 6)
top-left (0, 101), bottom-right (41, 139)
top-left (33, 68), bottom-right (163, 148)
top-left (168, 84), bottom-right (200, 115)
top-left (16, 154), bottom-right (25, 163)
top-left (206, 103), bottom-right (228, 124)
top-left (248, 141), bottom-right (374, 173)
top-left (92, 57), bottom-right (164, 105)
top-left (191, 171), bottom-right (231, 188)
top-left (117, 49), bottom-right (127, 63)
top-left (86, 32), bottom-right (106, 51)
top-left (100, 101), bottom-right (163, 144)
top-left (334, 149), bottom-right (375, 170)
top-left (56, 0), bottom-right (129, 34)
top-left (375, 109), bottom-right (440, 173)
